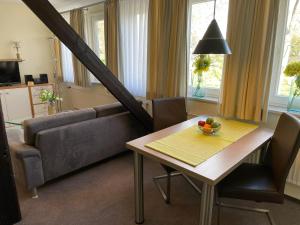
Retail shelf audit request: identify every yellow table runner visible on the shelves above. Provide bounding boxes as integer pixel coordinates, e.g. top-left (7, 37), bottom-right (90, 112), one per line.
top-left (145, 118), bottom-right (258, 167)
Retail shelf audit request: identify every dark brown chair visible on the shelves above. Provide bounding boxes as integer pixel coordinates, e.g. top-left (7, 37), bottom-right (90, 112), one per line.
top-left (152, 97), bottom-right (201, 204)
top-left (217, 113), bottom-right (300, 225)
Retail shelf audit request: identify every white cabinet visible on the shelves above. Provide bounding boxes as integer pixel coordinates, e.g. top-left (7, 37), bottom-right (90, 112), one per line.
top-left (0, 87), bottom-right (32, 121)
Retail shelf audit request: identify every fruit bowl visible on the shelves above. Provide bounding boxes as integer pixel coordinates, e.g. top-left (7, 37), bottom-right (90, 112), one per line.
top-left (198, 117), bottom-right (221, 135)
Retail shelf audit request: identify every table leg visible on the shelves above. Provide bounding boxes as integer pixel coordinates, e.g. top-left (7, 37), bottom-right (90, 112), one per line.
top-left (134, 152), bottom-right (144, 224)
top-left (199, 183), bottom-right (215, 225)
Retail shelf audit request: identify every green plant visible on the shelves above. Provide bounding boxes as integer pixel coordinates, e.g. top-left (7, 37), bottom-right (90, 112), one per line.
top-left (193, 54), bottom-right (211, 76)
top-left (39, 90), bottom-right (62, 104)
top-left (284, 62), bottom-right (300, 110)
top-left (284, 61), bottom-right (300, 97)
top-left (284, 61), bottom-right (300, 77)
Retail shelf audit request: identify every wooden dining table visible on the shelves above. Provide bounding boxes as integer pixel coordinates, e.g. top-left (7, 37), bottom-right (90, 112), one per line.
top-left (126, 116), bottom-right (274, 225)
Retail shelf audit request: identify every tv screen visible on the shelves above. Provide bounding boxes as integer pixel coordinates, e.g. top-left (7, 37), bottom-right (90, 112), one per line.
top-left (0, 61), bottom-right (21, 85)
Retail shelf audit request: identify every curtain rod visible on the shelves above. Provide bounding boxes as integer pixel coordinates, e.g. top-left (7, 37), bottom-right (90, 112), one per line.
top-left (59, 0), bottom-right (105, 14)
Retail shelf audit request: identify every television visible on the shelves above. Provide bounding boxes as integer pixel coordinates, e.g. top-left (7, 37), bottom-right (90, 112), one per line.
top-left (0, 61), bottom-right (21, 85)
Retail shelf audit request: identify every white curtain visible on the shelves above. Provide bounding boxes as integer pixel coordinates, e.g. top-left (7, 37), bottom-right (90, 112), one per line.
top-left (119, 0), bottom-right (149, 97)
top-left (61, 12), bottom-right (75, 83)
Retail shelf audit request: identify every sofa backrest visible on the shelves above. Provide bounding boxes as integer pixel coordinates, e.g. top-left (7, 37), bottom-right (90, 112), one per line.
top-left (35, 111), bottom-right (146, 181)
top-left (93, 101), bottom-right (143, 118)
top-left (24, 108), bottom-right (96, 145)
top-left (93, 102), bottom-right (127, 117)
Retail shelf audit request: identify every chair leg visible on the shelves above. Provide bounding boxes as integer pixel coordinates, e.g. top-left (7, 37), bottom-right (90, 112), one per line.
top-left (182, 174), bottom-right (202, 194)
top-left (166, 173), bottom-right (171, 204)
top-left (217, 203), bottom-right (221, 225)
top-left (153, 172), bottom-right (202, 204)
top-left (153, 172), bottom-right (180, 204)
top-left (218, 202), bottom-right (276, 225)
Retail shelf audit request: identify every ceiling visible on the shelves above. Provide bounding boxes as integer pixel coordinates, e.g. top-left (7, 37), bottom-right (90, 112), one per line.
top-left (0, 0), bottom-right (104, 12)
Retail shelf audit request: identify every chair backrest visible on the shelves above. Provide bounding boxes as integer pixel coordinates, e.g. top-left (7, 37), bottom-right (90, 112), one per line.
top-left (268, 113), bottom-right (300, 193)
top-left (152, 97), bottom-right (187, 132)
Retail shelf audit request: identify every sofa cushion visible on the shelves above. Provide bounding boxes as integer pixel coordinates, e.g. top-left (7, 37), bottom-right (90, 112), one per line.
top-left (93, 102), bottom-right (127, 117)
top-left (24, 108), bottom-right (96, 145)
top-left (35, 112), bottom-right (146, 181)
top-left (93, 101), bottom-right (143, 118)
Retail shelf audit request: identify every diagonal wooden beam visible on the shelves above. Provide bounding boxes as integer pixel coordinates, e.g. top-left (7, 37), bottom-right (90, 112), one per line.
top-left (21, 0), bottom-right (153, 131)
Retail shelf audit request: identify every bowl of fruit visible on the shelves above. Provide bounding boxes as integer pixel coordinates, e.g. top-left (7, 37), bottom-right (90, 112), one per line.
top-left (198, 117), bottom-right (221, 135)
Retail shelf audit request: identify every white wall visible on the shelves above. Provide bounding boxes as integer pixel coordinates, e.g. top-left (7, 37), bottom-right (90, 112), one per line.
top-left (0, 2), bottom-right (54, 83)
top-left (61, 84), bottom-right (117, 109)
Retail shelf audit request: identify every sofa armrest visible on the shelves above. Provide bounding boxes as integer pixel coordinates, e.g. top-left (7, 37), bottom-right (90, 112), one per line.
top-left (13, 144), bottom-right (41, 159)
top-left (9, 143), bottom-right (44, 191)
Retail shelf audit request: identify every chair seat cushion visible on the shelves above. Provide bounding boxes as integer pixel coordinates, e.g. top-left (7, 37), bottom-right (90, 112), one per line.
top-left (218, 163), bottom-right (284, 203)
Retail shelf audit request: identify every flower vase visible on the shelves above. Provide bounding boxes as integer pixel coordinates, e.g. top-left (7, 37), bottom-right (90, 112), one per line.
top-left (287, 77), bottom-right (300, 113)
top-left (48, 102), bottom-right (56, 115)
top-left (193, 74), bottom-right (205, 98)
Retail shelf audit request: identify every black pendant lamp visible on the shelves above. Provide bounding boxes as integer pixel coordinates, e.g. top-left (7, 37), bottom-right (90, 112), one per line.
top-left (193, 0), bottom-right (231, 55)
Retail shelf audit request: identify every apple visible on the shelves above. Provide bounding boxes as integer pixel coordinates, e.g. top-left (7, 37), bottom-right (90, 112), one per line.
top-left (198, 120), bottom-right (205, 127)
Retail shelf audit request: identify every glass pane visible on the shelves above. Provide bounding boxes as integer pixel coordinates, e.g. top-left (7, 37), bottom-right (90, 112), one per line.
top-left (278, 0), bottom-right (300, 96)
top-left (90, 19), bottom-right (106, 83)
top-left (96, 20), bottom-right (106, 64)
top-left (188, 0), bottom-right (229, 92)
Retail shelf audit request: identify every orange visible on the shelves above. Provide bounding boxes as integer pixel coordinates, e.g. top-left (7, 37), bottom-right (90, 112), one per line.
top-left (203, 124), bottom-right (211, 129)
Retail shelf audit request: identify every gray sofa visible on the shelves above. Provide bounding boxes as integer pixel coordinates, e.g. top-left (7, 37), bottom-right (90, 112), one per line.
top-left (9, 103), bottom-right (146, 194)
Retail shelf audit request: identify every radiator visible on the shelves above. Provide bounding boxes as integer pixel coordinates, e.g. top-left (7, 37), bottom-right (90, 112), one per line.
top-left (245, 151), bottom-right (300, 186)
top-left (287, 152), bottom-right (300, 186)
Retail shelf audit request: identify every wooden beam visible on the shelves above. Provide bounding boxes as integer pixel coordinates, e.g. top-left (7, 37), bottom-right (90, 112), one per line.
top-left (0, 103), bottom-right (21, 225)
top-left (21, 0), bottom-right (153, 131)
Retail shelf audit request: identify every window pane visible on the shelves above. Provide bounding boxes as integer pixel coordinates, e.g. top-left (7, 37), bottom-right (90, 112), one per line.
top-left (90, 18), bottom-right (106, 83)
top-left (277, 0), bottom-right (300, 96)
top-left (188, 0), bottom-right (229, 94)
top-left (96, 20), bottom-right (106, 64)
top-left (61, 12), bottom-right (75, 83)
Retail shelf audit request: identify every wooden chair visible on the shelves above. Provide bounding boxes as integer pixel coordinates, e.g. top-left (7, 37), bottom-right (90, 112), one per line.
top-left (217, 113), bottom-right (300, 225)
top-left (152, 97), bottom-right (201, 204)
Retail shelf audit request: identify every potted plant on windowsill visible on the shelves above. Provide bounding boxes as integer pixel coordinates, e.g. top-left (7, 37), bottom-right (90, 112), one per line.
top-left (192, 54), bottom-right (211, 98)
top-left (284, 61), bottom-right (300, 113)
top-left (39, 90), bottom-right (62, 115)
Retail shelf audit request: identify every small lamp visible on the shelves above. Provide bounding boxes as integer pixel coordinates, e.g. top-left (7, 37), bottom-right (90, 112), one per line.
top-left (193, 0), bottom-right (231, 55)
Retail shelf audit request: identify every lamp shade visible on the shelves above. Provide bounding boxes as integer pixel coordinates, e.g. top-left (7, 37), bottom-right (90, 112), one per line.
top-left (193, 19), bottom-right (232, 55)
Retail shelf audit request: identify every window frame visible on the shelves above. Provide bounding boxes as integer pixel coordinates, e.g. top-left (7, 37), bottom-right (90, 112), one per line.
top-left (187, 0), bottom-right (226, 100)
top-left (269, 0), bottom-right (290, 108)
top-left (269, 0), bottom-right (300, 109)
top-left (86, 10), bottom-right (106, 84)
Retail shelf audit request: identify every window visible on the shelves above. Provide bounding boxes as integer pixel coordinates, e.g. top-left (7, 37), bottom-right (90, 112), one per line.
top-left (86, 7), bottom-right (106, 83)
top-left (60, 5), bottom-right (106, 84)
top-left (119, 0), bottom-right (149, 97)
top-left (187, 0), bottom-right (229, 98)
top-left (270, 0), bottom-right (300, 108)
top-left (61, 12), bottom-right (75, 83)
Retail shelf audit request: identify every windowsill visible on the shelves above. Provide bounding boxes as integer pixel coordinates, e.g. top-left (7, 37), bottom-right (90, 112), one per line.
top-left (269, 105), bottom-right (300, 118)
top-left (187, 96), bottom-right (219, 104)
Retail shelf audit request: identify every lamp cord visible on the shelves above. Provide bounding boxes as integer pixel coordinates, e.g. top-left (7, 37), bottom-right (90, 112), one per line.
top-left (213, 0), bottom-right (216, 19)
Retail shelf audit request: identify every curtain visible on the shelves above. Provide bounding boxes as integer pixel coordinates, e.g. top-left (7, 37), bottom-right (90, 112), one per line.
top-left (52, 37), bottom-right (63, 82)
top-left (104, 0), bottom-right (119, 77)
top-left (70, 9), bottom-right (90, 87)
top-left (61, 12), bottom-right (75, 83)
top-left (119, 0), bottom-right (149, 97)
top-left (219, 0), bottom-right (280, 122)
top-left (146, 0), bottom-right (188, 99)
